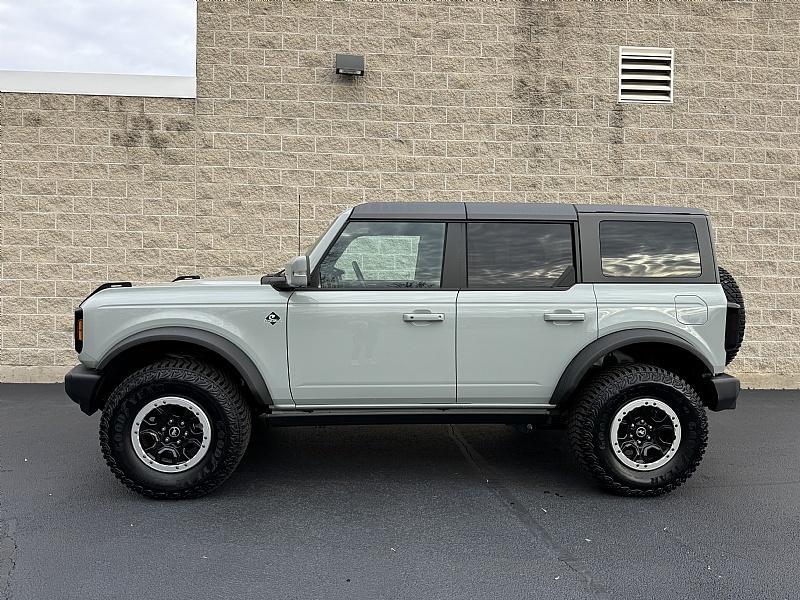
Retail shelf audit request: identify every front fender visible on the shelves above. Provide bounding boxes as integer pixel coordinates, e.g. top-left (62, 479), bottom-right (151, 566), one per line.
top-left (96, 326), bottom-right (273, 407)
top-left (78, 284), bottom-right (292, 405)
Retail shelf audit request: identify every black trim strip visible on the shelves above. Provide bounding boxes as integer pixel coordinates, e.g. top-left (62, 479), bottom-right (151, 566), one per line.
top-left (442, 222), bottom-right (466, 288)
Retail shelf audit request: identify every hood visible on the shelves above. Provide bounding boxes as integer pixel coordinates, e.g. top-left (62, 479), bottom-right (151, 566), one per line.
top-left (79, 275), bottom-right (284, 311)
top-left (146, 275), bottom-right (263, 288)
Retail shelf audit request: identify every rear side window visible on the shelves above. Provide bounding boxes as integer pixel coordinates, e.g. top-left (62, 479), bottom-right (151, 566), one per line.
top-left (467, 222), bottom-right (575, 288)
top-left (599, 221), bottom-right (701, 278)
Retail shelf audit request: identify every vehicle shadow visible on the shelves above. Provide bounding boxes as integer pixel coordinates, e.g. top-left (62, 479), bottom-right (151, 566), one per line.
top-left (223, 419), bottom-right (592, 497)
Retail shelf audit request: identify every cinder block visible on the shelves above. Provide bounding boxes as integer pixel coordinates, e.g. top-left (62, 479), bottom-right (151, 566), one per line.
top-left (0, 0), bottom-right (798, 384)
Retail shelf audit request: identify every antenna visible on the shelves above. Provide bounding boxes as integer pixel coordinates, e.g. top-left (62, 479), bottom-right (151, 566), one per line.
top-left (297, 191), bottom-right (301, 256)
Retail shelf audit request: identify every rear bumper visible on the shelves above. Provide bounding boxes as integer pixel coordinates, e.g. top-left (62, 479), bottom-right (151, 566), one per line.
top-left (708, 373), bottom-right (740, 411)
top-left (64, 365), bottom-right (103, 415)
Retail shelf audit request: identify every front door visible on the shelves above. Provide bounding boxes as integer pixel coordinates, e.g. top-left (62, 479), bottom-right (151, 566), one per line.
top-left (456, 221), bottom-right (598, 404)
top-left (288, 220), bottom-right (456, 405)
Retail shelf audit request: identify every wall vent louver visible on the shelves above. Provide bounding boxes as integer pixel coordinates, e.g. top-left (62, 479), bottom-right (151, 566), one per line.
top-left (618, 46), bottom-right (674, 104)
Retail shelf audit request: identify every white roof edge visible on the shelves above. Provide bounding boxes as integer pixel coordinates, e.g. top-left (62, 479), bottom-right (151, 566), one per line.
top-left (0, 70), bottom-right (196, 99)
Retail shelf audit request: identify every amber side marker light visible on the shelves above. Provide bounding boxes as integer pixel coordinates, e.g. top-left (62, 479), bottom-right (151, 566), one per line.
top-left (74, 309), bottom-right (83, 353)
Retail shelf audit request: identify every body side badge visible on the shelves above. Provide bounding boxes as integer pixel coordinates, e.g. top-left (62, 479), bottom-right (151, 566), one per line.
top-left (265, 312), bottom-right (281, 325)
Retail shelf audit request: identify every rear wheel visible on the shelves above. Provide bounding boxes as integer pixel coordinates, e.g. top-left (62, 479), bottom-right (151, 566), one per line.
top-left (567, 364), bottom-right (708, 496)
top-left (99, 357), bottom-right (251, 499)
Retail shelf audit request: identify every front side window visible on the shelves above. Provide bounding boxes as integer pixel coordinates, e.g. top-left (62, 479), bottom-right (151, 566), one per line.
top-left (467, 222), bottom-right (575, 288)
top-left (317, 221), bottom-right (446, 289)
top-left (600, 220), bottom-right (701, 278)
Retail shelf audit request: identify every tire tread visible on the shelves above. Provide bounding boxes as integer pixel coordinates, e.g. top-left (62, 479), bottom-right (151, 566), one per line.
top-left (718, 265), bottom-right (746, 365)
top-left (99, 356), bottom-right (251, 499)
top-left (567, 364), bottom-right (708, 497)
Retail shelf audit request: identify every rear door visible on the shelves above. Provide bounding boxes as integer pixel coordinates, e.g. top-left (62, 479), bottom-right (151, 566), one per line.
top-left (288, 220), bottom-right (457, 405)
top-left (456, 221), bottom-right (598, 404)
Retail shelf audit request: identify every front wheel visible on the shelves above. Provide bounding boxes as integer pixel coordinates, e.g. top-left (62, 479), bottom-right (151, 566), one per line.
top-left (99, 357), bottom-right (252, 499)
top-left (567, 364), bottom-right (708, 497)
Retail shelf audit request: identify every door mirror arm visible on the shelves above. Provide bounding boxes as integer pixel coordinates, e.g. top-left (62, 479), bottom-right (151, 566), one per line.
top-left (262, 255), bottom-right (309, 290)
top-left (261, 274), bottom-right (295, 291)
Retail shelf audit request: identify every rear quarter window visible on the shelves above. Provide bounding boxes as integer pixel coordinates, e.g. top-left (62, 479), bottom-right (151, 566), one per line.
top-left (599, 220), bottom-right (701, 278)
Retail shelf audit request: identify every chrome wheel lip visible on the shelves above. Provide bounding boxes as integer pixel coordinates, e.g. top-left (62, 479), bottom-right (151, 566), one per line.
top-left (131, 396), bottom-right (211, 473)
top-left (609, 398), bottom-right (681, 472)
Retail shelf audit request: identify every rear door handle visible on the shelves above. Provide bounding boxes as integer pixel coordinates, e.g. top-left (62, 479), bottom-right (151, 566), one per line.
top-left (403, 313), bottom-right (445, 322)
top-left (544, 312), bottom-right (585, 322)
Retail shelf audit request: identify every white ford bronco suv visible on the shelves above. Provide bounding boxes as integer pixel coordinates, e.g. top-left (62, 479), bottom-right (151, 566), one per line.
top-left (65, 202), bottom-right (744, 499)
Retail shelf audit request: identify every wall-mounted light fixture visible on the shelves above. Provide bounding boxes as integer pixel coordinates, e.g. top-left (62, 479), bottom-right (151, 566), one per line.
top-left (335, 54), bottom-right (365, 76)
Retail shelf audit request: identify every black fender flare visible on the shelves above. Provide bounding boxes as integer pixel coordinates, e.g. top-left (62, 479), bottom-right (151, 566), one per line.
top-left (97, 327), bottom-right (272, 407)
top-left (550, 329), bottom-right (714, 406)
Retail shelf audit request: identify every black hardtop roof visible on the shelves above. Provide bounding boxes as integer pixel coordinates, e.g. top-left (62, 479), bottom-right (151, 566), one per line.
top-left (574, 204), bottom-right (707, 215)
top-left (351, 202), bottom-right (706, 221)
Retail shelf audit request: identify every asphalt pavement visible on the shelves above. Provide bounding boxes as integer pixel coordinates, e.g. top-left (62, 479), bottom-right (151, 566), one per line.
top-left (1, 384), bottom-right (799, 600)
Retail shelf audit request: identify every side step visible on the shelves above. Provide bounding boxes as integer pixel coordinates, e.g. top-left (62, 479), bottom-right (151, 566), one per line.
top-left (266, 407), bottom-right (559, 427)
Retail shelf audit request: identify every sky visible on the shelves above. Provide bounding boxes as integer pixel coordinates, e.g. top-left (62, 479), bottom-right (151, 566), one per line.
top-left (0, 0), bottom-right (196, 76)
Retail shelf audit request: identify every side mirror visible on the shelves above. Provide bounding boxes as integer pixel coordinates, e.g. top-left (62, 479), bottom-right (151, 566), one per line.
top-left (285, 255), bottom-right (309, 288)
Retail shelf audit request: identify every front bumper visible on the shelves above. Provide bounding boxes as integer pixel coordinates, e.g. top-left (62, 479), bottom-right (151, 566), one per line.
top-left (64, 365), bottom-right (103, 415)
top-left (707, 373), bottom-right (740, 411)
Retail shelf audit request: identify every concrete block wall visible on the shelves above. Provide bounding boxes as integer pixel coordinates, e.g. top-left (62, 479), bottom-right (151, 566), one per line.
top-left (2, 0), bottom-right (800, 386)
top-left (0, 94), bottom-right (197, 380)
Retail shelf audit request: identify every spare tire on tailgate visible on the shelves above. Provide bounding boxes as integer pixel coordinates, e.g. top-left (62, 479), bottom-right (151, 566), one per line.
top-left (718, 266), bottom-right (746, 365)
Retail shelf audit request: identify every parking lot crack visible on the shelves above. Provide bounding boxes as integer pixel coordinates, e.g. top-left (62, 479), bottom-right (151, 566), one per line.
top-left (448, 425), bottom-right (610, 599)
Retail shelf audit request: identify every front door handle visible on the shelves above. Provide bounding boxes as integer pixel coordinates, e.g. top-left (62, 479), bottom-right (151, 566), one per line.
top-left (403, 313), bottom-right (445, 322)
top-left (544, 312), bottom-right (585, 322)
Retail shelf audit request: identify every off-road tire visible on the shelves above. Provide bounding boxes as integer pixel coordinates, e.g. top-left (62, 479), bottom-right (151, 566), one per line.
top-left (719, 265), bottom-right (746, 365)
top-left (99, 357), bottom-right (252, 499)
top-left (567, 364), bottom-right (708, 497)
